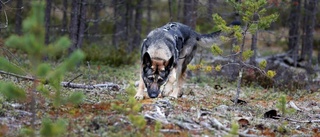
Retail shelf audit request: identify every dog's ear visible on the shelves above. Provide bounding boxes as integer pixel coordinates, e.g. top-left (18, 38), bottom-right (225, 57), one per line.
top-left (166, 56), bottom-right (174, 69)
top-left (142, 52), bottom-right (152, 67)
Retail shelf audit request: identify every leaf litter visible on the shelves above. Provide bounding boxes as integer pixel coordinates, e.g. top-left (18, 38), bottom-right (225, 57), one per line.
top-left (0, 65), bottom-right (319, 137)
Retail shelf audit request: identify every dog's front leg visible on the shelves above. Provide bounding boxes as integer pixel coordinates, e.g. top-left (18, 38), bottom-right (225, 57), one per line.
top-left (169, 64), bottom-right (184, 99)
top-left (162, 68), bottom-right (176, 97)
top-left (134, 72), bottom-right (145, 100)
top-left (170, 72), bottom-right (185, 99)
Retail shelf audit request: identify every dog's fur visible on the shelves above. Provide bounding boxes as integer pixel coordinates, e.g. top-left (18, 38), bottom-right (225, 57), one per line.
top-left (134, 22), bottom-right (224, 100)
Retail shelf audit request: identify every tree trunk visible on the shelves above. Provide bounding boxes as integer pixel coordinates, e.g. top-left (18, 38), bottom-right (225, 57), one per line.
top-left (250, 12), bottom-right (259, 66)
top-left (146, 0), bottom-right (152, 33)
top-left (112, 0), bottom-right (117, 48)
top-left (191, 0), bottom-right (198, 29)
top-left (69, 0), bottom-right (80, 52)
top-left (169, 0), bottom-right (173, 22)
top-left (250, 32), bottom-right (258, 66)
top-left (318, 46), bottom-right (320, 67)
top-left (45, 0), bottom-right (52, 45)
top-left (177, 0), bottom-right (182, 22)
top-left (112, 0), bottom-right (126, 49)
top-left (231, 0), bottom-right (241, 55)
top-left (302, 0), bottom-right (317, 66)
top-left (301, 0), bottom-right (307, 60)
top-left (62, 0), bottom-right (68, 35)
top-left (15, 0), bottom-right (23, 35)
top-left (132, 0), bottom-right (144, 51)
top-left (0, 2), bottom-right (2, 30)
top-left (76, 0), bottom-right (87, 49)
top-left (91, 0), bottom-right (102, 41)
top-left (288, 0), bottom-right (301, 67)
top-left (183, 0), bottom-right (191, 26)
top-left (126, 1), bottom-right (134, 51)
top-left (183, 0), bottom-right (198, 29)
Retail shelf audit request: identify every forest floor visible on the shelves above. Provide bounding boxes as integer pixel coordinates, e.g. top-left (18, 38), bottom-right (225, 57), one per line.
top-left (0, 63), bottom-right (319, 137)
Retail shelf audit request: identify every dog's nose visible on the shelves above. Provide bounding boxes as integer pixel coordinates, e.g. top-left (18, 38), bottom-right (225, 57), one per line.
top-left (149, 93), bottom-right (158, 98)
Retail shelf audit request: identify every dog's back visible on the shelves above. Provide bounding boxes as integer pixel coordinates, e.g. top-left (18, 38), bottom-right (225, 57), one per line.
top-left (141, 22), bottom-right (197, 65)
top-left (141, 22), bottom-right (218, 65)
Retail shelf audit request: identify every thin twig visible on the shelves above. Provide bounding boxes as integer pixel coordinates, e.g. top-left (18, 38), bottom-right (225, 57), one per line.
top-left (66, 74), bottom-right (83, 85)
top-left (221, 52), bottom-right (240, 58)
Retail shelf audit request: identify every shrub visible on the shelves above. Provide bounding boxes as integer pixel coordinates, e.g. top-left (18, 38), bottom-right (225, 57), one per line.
top-left (82, 43), bottom-right (139, 66)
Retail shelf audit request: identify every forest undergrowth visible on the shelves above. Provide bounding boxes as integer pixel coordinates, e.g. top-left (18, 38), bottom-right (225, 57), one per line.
top-left (0, 64), bottom-right (319, 137)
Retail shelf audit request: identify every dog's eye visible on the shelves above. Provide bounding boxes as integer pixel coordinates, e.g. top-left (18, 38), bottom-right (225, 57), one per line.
top-left (159, 70), bottom-right (167, 77)
top-left (157, 78), bottom-right (164, 83)
top-left (148, 77), bottom-right (154, 81)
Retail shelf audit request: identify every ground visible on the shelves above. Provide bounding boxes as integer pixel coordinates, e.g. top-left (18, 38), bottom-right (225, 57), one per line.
top-left (0, 63), bottom-right (319, 137)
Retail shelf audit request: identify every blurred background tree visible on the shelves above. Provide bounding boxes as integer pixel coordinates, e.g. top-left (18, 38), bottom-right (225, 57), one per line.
top-left (0, 0), bottom-right (319, 67)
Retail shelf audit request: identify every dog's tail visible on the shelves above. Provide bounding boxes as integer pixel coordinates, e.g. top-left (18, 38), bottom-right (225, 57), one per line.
top-left (197, 31), bottom-right (223, 48)
top-left (197, 21), bottom-right (241, 48)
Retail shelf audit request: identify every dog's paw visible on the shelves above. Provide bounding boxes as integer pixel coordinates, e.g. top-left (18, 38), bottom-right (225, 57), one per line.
top-left (168, 95), bottom-right (178, 100)
top-left (134, 95), bottom-right (144, 100)
top-left (168, 89), bottom-right (179, 99)
top-left (163, 96), bottom-right (176, 101)
top-left (162, 85), bottom-right (173, 97)
top-left (161, 90), bottom-right (170, 97)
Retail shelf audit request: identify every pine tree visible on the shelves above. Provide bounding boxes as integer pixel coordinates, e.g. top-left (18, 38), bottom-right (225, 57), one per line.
top-left (0, 1), bottom-right (85, 136)
top-left (212, 0), bottom-right (278, 104)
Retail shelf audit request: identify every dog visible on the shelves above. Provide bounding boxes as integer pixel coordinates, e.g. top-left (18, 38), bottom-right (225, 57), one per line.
top-left (134, 22), bottom-right (233, 100)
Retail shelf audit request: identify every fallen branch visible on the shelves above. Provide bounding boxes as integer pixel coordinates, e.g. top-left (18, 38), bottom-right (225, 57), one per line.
top-left (273, 116), bottom-right (320, 123)
top-left (285, 118), bottom-right (320, 123)
top-left (0, 70), bottom-right (120, 91)
top-left (14, 110), bottom-right (33, 117)
top-left (61, 82), bottom-right (120, 90)
top-left (288, 101), bottom-right (302, 111)
top-left (159, 129), bottom-right (181, 134)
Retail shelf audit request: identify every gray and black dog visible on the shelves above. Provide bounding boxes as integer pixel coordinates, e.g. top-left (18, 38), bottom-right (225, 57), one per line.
top-left (135, 22), bottom-right (235, 100)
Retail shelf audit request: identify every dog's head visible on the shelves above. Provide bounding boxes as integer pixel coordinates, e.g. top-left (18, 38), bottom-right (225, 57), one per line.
top-left (142, 52), bottom-right (174, 98)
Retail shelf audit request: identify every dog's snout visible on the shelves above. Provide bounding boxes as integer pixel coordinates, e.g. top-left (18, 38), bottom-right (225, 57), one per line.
top-left (148, 89), bottom-right (159, 98)
top-left (147, 83), bottom-right (160, 98)
top-left (149, 92), bottom-right (158, 98)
